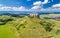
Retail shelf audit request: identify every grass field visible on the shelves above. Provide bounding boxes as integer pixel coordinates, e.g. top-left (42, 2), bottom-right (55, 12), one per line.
top-left (0, 25), bottom-right (16, 38)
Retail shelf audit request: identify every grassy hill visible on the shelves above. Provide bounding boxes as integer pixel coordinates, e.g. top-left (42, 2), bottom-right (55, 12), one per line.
top-left (0, 15), bottom-right (60, 38)
top-left (0, 25), bottom-right (16, 38)
top-left (40, 14), bottom-right (60, 19)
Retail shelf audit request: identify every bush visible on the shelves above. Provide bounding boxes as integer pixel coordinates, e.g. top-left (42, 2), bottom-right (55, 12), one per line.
top-left (40, 20), bottom-right (55, 32)
top-left (0, 15), bottom-right (14, 25)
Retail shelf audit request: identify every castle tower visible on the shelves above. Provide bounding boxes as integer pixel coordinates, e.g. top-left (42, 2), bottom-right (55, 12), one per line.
top-left (30, 13), bottom-right (39, 18)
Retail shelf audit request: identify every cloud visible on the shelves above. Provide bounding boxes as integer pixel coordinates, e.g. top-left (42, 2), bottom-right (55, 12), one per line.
top-left (0, 2), bottom-right (60, 13)
top-left (11, 6), bottom-right (27, 11)
top-left (18, 6), bottom-right (26, 10)
top-left (31, 6), bottom-right (41, 9)
top-left (42, 0), bottom-right (49, 4)
top-left (30, 0), bottom-right (60, 12)
top-left (33, 0), bottom-right (49, 5)
top-left (0, 0), bottom-right (49, 11)
top-left (38, 3), bottom-right (60, 12)
top-left (31, 1), bottom-right (42, 10)
top-left (40, 8), bottom-right (60, 12)
top-left (33, 1), bottom-right (42, 6)
top-left (0, 4), bottom-right (28, 11)
top-left (30, 3), bottom-right (60, 12)
top-left (31, 0), bottom-right (49, 10)
top-left (52, 3), bottom-right (60, 8)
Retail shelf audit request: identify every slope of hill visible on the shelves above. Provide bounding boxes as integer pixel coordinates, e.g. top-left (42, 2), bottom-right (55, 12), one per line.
top-left (0, 15), bottom-right (60, 38)
top-left (10, 16), bottom-right (60, 38)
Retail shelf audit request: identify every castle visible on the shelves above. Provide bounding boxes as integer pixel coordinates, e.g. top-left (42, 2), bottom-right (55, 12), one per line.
top-left (29, 13), bottom-right (39, 18)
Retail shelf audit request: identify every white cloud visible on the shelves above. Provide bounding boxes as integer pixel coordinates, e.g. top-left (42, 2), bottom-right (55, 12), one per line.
top-left (11, 6), bottom-right (27, 11)
top-left (41, 8), bottom-right (60, 12)
top-left (0, 0), bottom-right (49, 11)
top-left (30, 0), bottom-right (60, 12)
top-left (0, 2), bottom-right (60, 13)
top-left (30, 3), bottom-right (60, 12)
top-left (38, 3), bottom-right (60, 12)
top-left (52, 3), bottom-right (60, 8)
top-left (31, 0), bottom-right (49, 10)
top-left (33, 0), bottom-right (49, 5)
top-left (31, 1), bottom-right (42, 10)
top-left (31, 1), bottom-right (43, 10)
top-left (42, 0), bottom-right (48, 4)
top-left (33, 1), bottom-right (42, 6)
top-left (31, 6), bottom-right (39, 9)
top-left (18, 6), bottom-right (26, 10)
top-left (31, 6), bottom-right (42, 9)
top-left (0, 4), bottom-right (28, 11)
top-left (0, 7), bottom-right (12, 11)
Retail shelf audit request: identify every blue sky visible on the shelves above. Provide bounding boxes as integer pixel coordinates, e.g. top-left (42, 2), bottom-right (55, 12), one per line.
top-left (0, 0), bottom-right (60, 8)
top-left (0, 0), bottom-right (60, 12)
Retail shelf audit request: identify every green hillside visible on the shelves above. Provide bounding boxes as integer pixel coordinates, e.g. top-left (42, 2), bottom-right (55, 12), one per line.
top-left (0, 25), bottom-right (16, 38)
top-left (0, 15), bottom-right (60, 38)
top-left (40, 14), bottom-right (60, 19)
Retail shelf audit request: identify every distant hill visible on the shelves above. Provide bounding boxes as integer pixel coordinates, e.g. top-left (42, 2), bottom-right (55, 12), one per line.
top-left (0, 11), bottom-right (60, 15)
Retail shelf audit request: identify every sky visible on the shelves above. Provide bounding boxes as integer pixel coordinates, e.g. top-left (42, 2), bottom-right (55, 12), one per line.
top-left (0, 0), bottom-right (60, 12)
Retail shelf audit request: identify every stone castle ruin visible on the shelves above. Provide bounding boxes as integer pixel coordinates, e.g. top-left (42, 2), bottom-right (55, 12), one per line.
top-left (29, 13), bottom-right (39, 18)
